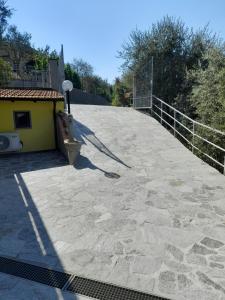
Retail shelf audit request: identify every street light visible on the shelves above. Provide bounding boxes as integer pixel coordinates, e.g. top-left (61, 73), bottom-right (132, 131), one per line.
top-left (62, 80), bottom-right (73, 114)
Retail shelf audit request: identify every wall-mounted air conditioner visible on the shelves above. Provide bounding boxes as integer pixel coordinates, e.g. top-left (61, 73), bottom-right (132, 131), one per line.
top-left (0, 133), bottom-right (23, 153)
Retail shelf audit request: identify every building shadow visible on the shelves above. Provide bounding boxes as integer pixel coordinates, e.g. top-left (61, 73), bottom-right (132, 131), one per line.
top-left (0, 151), bottom-right (77, 299)
top-left (73, 119), bottom-right (131, 169)
top-left (0, 150), bottom-right (67, 179)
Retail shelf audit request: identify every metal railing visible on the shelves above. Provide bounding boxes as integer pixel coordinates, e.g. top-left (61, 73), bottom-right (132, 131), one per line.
top-left (151, 95), bottom-right (225, 174)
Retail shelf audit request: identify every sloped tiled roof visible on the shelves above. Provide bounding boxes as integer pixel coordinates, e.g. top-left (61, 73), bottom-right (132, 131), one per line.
top-left (0, 88), bottom-right (64, 101)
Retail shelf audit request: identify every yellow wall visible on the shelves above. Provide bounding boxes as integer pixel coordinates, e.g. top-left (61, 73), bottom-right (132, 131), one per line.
top-left (0, 100), bottom-right (64, 152)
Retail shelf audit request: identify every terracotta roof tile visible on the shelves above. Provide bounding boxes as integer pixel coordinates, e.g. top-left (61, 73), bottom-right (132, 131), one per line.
top-left (0, 88), bottom-right (64, 101)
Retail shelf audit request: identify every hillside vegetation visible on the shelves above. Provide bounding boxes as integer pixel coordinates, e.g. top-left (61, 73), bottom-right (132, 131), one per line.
top-left (117, 16), bottom-right (225, 172)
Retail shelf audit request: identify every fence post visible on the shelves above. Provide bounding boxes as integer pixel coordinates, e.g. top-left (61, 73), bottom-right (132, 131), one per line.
top-left (150, 56), bottom-right (154, 113)
top-left (174, 111), bottom-right (176, 137)
top-left (150, 96), bottom-right (153, 116)
top-left (160, 101), bottom-right (163, 124)
top-left (192, 122), bottom-right (195, 153)
top-left (224, 156), bottom-right (225, 175)
top-left (132, 73), bottom-right (136, 108)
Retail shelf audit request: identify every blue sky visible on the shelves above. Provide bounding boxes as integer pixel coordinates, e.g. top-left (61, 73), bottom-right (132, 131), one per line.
top-left (8, 0), bottom-right (225, 83)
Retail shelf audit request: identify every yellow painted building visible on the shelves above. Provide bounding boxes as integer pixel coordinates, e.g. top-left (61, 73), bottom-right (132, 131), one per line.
top-left (0, 88), bottom-right (64, 152)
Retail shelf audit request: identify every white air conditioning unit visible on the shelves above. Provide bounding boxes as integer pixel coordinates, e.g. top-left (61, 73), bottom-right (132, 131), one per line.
top-left (0, 133), bottom-right (23, 153)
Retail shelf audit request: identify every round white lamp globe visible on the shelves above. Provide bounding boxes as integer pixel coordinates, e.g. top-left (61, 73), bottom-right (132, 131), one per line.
top-left (62, 80), bottom-right (73, 92)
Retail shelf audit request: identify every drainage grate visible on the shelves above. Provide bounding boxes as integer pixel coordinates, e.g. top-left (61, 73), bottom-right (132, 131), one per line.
top-left (67, 276), bottom-right (169, 300)
top-left (0, 256), bottom-right (170, 300)
top-left (0, 257), bottom-right (70, 289)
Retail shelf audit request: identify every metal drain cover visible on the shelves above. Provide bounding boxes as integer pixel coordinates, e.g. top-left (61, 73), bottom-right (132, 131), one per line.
top-left (67, 276), bottom-right (169, 300)
top-left (0, 256), bottom-right (170, 300)
top-left (0, 257), bottom-right (70, 289)
top-left (104, 172), bottom-right (120, 179)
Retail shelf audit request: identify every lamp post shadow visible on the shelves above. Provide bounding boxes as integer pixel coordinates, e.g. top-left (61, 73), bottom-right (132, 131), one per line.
top-left (73, 119), bottom-right (131, 169)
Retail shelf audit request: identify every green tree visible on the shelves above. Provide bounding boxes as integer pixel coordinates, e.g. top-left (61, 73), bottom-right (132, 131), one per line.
top-left (191, 47), bottom-right (225, 128)
top-left (82, 75), bottom-right (112, 101)
top-left (119, 16), bottom-right (191, 105)
top-left (112, 78), bottom-right (130, 106)
top-left (65, 63), bottom-right (81, 89)
top-left (0, 0), bottom-right (12, 39)
top-left (71, 58), bottom-right (94, 91)
top-left (5, 25), bottom-right (33, 70)
top-left (34, 46), bottom-right (58, 70)
top-left (93, 76), bottom-right (112, 101)
top-left (121, 70), bottom-right (133, 91)
top-left (119, 16), bottom-right (225, 172)
top-left (119, 17), bottom-right (218, 110)
top-left (185, 47), bottom-right (225, 171)
top-left (175, 26), bottom-right (220, 116)
top-left (72, 58), bottom-right (94, 78)
top-left (69, 58), bottom-right (112, 100)
top-left (0, 57), bottom-right (12, 86)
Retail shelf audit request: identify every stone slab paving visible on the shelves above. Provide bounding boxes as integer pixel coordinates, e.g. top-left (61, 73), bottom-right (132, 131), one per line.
top-left (0, 104), bottom-right (225, 299)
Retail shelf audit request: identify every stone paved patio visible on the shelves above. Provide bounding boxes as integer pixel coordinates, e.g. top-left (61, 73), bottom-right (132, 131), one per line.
top-left (0, 104), bottom-right (225, 299)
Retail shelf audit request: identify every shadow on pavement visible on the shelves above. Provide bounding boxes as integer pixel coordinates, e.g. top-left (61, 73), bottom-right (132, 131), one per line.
top-left (75, 154), bottom-right (121, 179)
top-left (0, 151), bottom-right (77, 299)
top-left (73, 119), bottom-right (131, 169)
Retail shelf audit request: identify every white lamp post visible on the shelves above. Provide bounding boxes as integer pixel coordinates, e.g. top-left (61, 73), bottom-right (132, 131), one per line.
top-left (62, 80), bottom-right (73, 114)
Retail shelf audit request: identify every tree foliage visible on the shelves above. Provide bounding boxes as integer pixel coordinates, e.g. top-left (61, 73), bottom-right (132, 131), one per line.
top-left (72, 58), bottom-right (93, 77)
top-left (0, 2), bottom-right (111, 101)
top-left (34, 46), bottom-right (58, 70)
top-left (0, 2), bottom-right (59, 76)
top-left (68, 58), bottom-right (112, 101)
top-left (0, 0), bottom-right (12, 39)
top-left (0, 57), bottom-right (12, 86)
top-left (119, 16), bottom-right (225, 172)
top-left (65, 63), bottom-right (81, 89)
top-left (119, 17), bottom-right (218, 108)
top-left (190, 48), bottom-right (225, 127)
top-left (119, 17), bottom-right (189, 105)
top-left (188, 47), bottom-right (225, 171)
top-left (4, 25), bottom-right (33, 68)
top-left (112, 78), bottom-right (130, 106)
top-left (71, 58), bottom-right (94, 91)
top-left (87, 75), bottom-right (112, 100)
